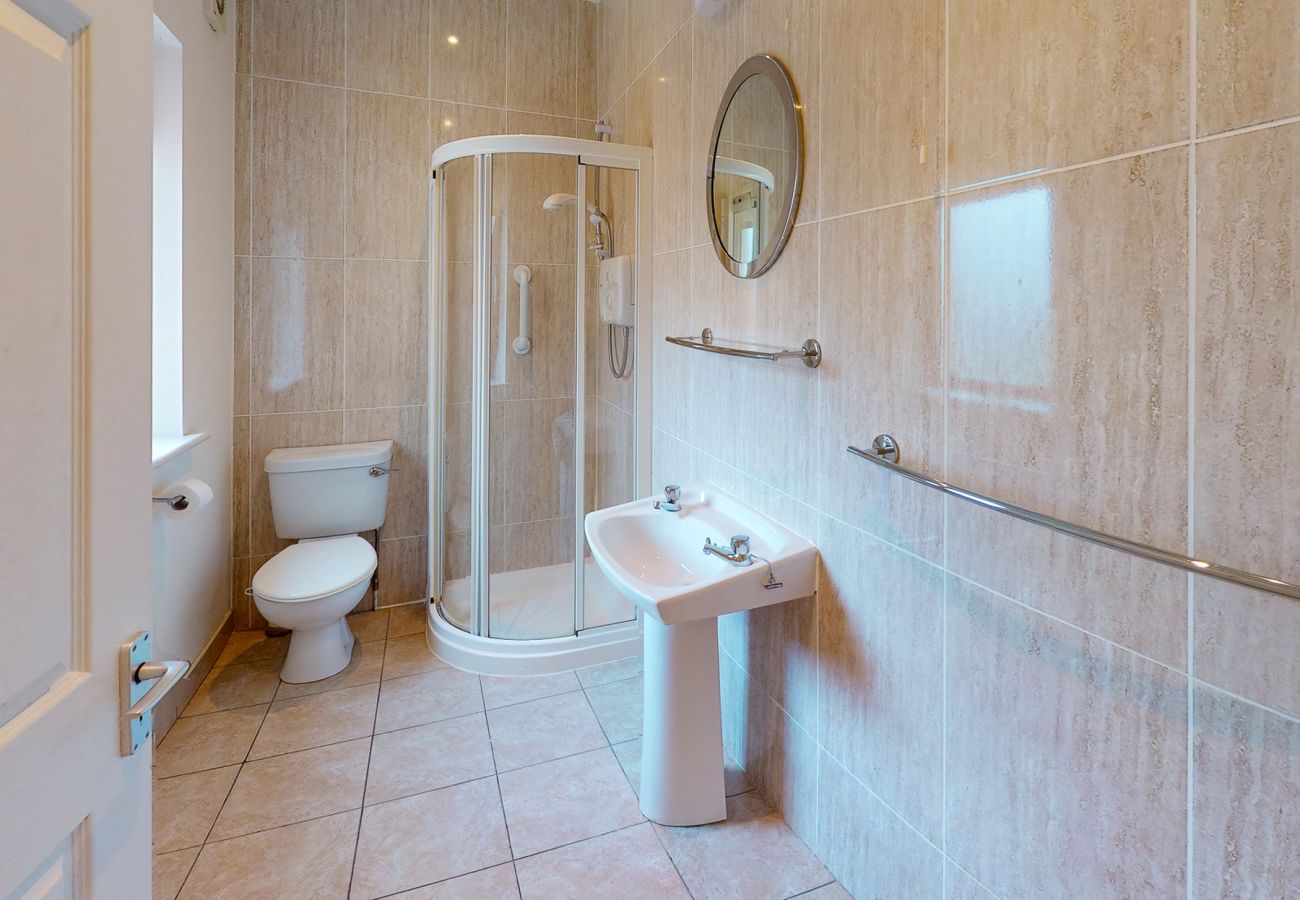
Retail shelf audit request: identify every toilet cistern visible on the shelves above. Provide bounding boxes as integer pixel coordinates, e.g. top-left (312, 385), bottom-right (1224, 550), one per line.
top-left (252, 441), bottom-right (394, 683)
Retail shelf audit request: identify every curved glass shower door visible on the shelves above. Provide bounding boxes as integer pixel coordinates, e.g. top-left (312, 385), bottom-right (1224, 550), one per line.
top-left (431, 136), bottom-right (649, 645)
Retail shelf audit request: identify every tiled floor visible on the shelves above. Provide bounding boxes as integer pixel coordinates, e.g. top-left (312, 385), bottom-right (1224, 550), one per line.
top-left (152, 604), bottom-right (847, 899)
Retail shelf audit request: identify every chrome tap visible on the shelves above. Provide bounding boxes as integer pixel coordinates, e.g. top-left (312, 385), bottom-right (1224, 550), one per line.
top-left (703, 534), bottom-right (752, 566)
top-left (653, 484), bottom-right (682, 512)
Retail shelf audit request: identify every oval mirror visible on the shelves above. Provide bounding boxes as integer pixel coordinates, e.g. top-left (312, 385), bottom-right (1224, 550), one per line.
top-left (706, 55), bottom-right (803, 279)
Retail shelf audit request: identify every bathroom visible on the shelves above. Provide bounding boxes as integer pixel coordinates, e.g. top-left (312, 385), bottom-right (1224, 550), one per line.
top-left (0, 0), bottom-right (1297, 897)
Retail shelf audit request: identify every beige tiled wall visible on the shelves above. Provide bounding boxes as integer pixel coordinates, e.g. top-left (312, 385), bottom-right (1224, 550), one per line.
top-left (233, 0), bottom-right (597, 626)
top-left (601, 0), bottom-right (1300, 896)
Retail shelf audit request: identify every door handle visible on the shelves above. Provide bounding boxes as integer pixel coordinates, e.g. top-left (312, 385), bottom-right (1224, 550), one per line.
top-left (119, 631), bottom-right (190, 756)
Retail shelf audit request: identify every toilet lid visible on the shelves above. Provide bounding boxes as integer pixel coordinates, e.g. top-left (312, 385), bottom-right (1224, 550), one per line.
top-left (252, 535), bottom-right (377, 602)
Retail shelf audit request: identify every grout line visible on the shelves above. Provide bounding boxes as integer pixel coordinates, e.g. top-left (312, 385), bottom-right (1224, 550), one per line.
top-left (813, 0), bottom-right (825, 854)
top-left (948, 860), bottom-right (1008, 900)
top-left (340, 2), bottom-right (350, 417)
top-left (364, 858), bottom-right (520, 900)
top-left (161, 845), bottom-right (202, 900)
top-left (1185, 1), bottom-right (1199, 894)
top-left (478, 676), bottom-right (520, 861)
top-left (187, 802), bottom-right (370, 852)
top-left (649, 819), bottom-right (698, 900)
top-left (196, 762), bottom-right (243, 848)
top-left (948, 136), bottom-right (1194, 194)
top-left (245, 70), bottom-right (611, 124)
top-left (1194, 677), bottom-right (1300, 728)
top-left (575, 669), bottom-right (619, 747)
top-left (239, 254), bottom-right (430, 262)
top-left (1193, 111), bottom-right (1300, 144)
top-left (811, 191), bottom-right (947, 226)
top-left (940, 0), bottom-right (952, 870)
top-left (819, 740), bottom-right (946, 861)
top-left (784, 886), bottom-right (838, 900)
top-left (944, 568), bottom-right (1187, 676)
top-left (716, 645), bottom-right (817, 749)
top-left (347, 567), bottom-right (380, 896)
top-left (821, 502), bottom-right (1202, 682)
top-left (599, 7), bottom-right (692, 126)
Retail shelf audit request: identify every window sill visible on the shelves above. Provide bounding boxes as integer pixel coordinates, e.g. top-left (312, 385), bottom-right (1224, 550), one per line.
top-left (152, 432), bottom-right (210, 469)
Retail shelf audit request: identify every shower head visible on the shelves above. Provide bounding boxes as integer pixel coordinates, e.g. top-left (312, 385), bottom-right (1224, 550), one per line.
top-left (542, 192), bottom-right (606, 219)
top-left (542, 192), bottom-right (580, 211)
top-left (543, 191), bottom-right (614, 259)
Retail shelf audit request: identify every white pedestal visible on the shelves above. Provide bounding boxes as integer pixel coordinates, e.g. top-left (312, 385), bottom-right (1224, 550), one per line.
top-left (639, 615), bottom-right (727, 826)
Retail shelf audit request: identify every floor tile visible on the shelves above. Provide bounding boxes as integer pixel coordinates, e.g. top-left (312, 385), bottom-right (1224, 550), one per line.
top-left (375, 668), bottom-right (484, 733)
top-left (514, 822), bottom-right (690, 900)
top-left (248, 683), bottom-right (378, 759)
top-left (498, 747), bottom-right (644, 857)
top-left (584, 675), bottom-right (642, 743)
top-left (182, 658), bottom-right (283, 717)
top-left (153, 765), bottom-right (240, 853)
top-left (216, 630), bottom-right (290, 667)
top-left (386, 602), bottom-right (427, 637)
top-left (486, 692), bottom-right (607, 772)
top-left (153, 847), bottom-right (200, 900)
top-left (178, 809), bottom-right (359, 900)
top-left (366, 714), bottom-right (496, 805)
top-left (575, 654), bottom-right (642, 688)
top-left (210, 738), bottom-right (370, 840)
top-left (388, 864), bottom-right (520, 898)
top-left (274, 639), bottom-right (385, 700)
top-left (347, 609), bottom-right (390, 643)
top-left (480, 671), bottom-right (582, 709)
top-left (383, 633), bottom-right (448, 679)
top-left (655, 791), bottom-right (832, 900)
top-left (154, 705), bottom-right (268, 778)
top-left (351, 777), bottom-right (512, 899)
top-left (612, 738), bottom-right (753, 799)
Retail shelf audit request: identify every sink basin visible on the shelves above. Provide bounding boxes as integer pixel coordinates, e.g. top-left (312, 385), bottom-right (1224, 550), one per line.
top-left (584, 482), bottom-right (818, 827)
top-left (584, 482), bottom-right (816, 624)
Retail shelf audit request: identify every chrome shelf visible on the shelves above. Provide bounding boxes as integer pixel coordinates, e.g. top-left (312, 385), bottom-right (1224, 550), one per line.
top-left (848, 434), bottom-right (1300, 603)
top-left (665, 328), bottom-right (821, 368)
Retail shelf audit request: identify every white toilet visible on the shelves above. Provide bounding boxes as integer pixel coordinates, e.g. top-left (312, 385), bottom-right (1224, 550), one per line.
top-left (252, 440), bottom-right (394, 683)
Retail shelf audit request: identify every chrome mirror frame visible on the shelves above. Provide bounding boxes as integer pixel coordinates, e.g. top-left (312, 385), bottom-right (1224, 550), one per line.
top-left (705, 54), bottom-right (804, 279)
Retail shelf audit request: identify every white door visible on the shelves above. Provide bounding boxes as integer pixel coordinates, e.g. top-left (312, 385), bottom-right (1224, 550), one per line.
top-left (0, 1), bottom-right (158, 896)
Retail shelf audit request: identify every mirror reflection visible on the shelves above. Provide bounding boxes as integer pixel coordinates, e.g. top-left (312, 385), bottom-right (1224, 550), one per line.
top-left (707, 56), bottom-right (801, 279)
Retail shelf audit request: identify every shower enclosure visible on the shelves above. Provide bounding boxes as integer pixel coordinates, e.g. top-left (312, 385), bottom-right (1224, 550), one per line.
top-left (425, 135), bottom-right (652, 674)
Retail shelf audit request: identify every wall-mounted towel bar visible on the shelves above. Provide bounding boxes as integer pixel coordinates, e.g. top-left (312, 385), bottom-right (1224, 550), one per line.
top-left (848, 434), bottom-right (1300, 603)
top-left (665, 328), bottom-right (821, 368)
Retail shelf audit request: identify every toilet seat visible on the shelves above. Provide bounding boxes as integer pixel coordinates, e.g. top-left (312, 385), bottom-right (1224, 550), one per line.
top-left (253, 534), bottom-right (376, 603)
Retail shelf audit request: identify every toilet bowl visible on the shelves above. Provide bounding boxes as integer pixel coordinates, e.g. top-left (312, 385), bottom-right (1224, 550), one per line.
top-left (253, 440), bottom-right (394, 683)
top-left (252, 535), bottom-right (377, 682)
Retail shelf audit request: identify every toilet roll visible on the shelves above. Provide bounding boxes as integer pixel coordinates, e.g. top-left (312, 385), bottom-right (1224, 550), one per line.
top-left (161, 477), bottom-right (214, 517)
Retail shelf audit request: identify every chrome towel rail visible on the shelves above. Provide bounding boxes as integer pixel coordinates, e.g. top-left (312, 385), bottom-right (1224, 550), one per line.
top-left (665, 328), bottom-right (822, 368)
top-left (848, 434), bottom-right (1300, 602)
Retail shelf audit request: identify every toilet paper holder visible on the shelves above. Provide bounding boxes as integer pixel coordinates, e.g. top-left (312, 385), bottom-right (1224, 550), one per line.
top-left (152, 494), bottom-right (190, 511)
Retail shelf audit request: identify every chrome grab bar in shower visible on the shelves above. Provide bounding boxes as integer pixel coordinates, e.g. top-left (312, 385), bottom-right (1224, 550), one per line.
top-left (848, 435), bottom-right (1300, 603)
top-left (665, 328), bottom-right (822, 368)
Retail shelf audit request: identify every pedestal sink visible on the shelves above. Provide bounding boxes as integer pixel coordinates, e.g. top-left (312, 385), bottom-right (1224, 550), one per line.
top-left (584, 482), bottom-right (816, 826)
